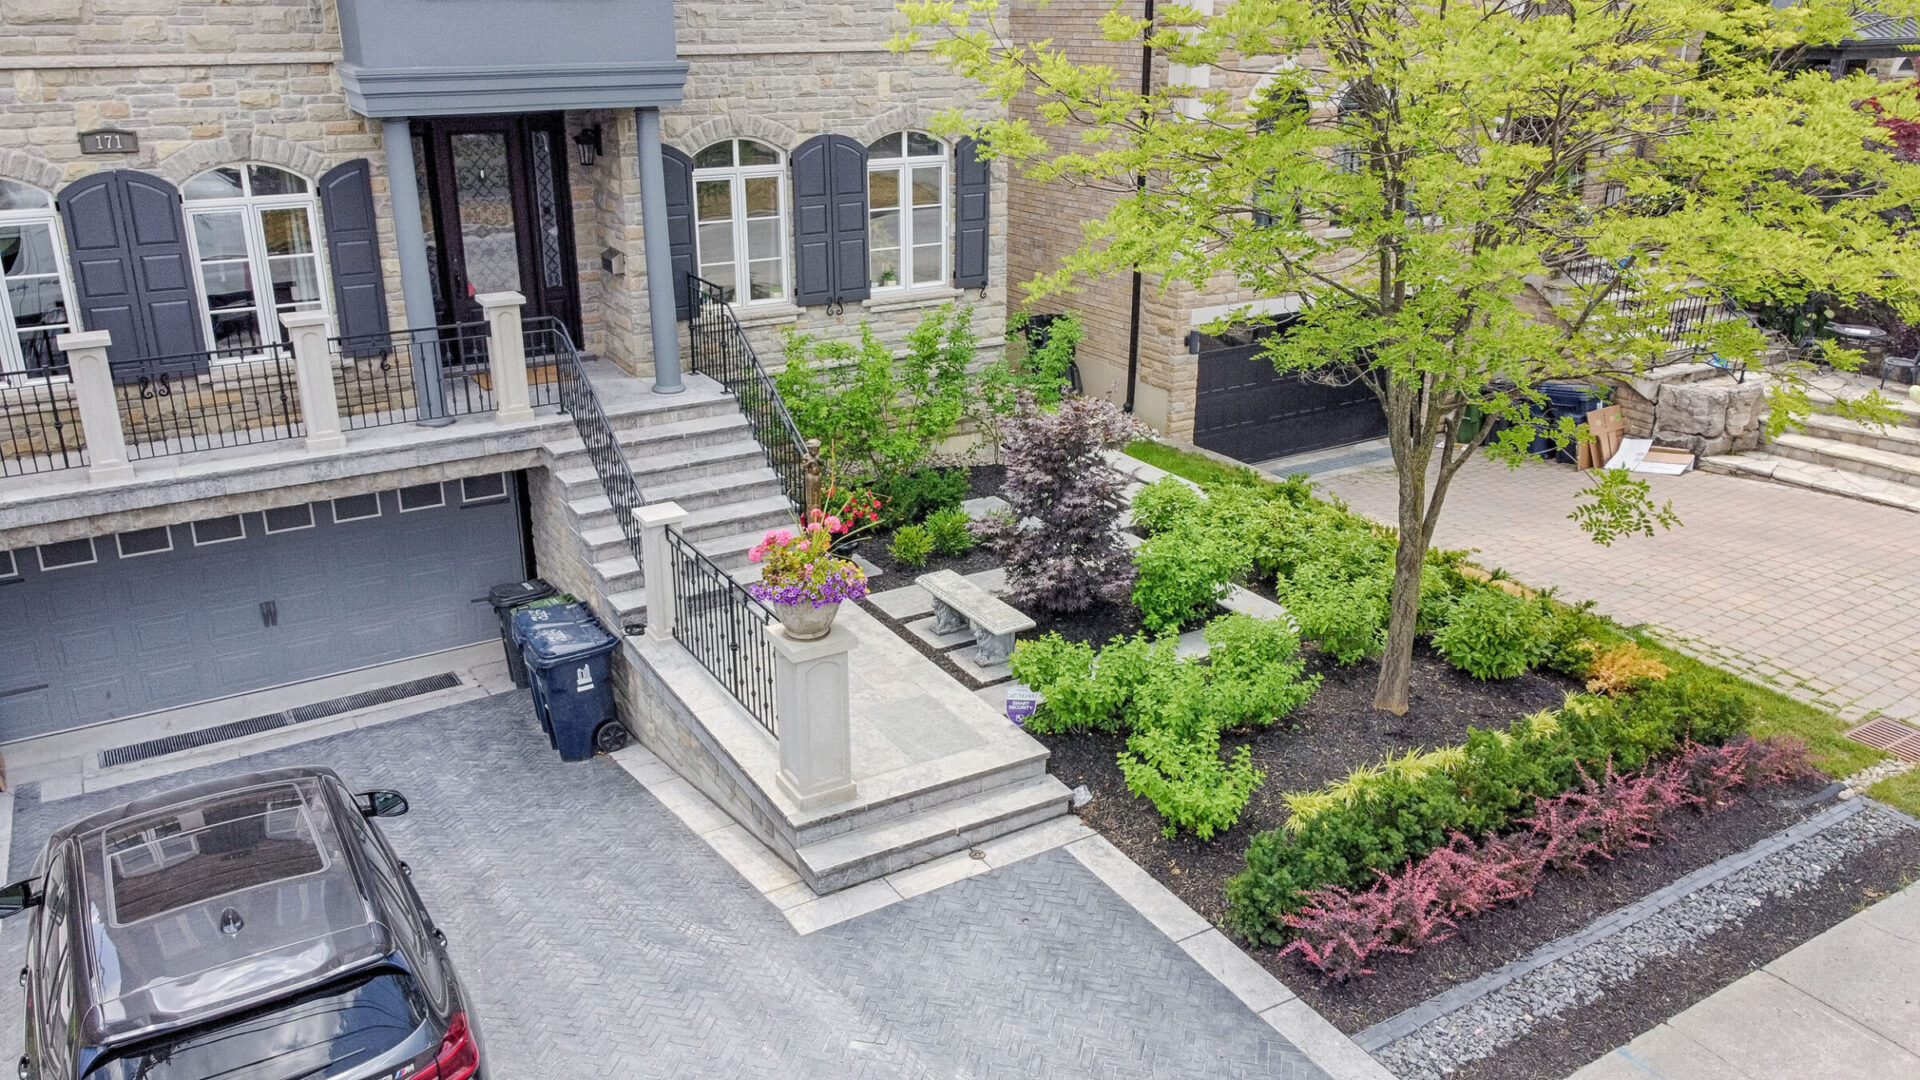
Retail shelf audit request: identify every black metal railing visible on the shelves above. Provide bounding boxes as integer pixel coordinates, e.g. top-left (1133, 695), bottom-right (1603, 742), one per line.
top-left (687, 275), bottom-right (816, 511)
top-left (331, 322), bottom-right (493, 428)
top-left (111, 342), bottom-right (304, 459)
top-left (1558, 254), bottom-right (1739, 350)
top-left (1, 333), bottom-right (85, 477)
top-left (665, 526), bottom-right (780, 737)
top-left (552, 326), bottom-right (647, 553)
top-left (521, 316), bottom-right (568, 410)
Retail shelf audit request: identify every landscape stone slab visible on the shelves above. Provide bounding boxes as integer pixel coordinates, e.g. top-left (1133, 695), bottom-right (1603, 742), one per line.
top-left (868, 584), bottom-right (934, 620)
top-left (905, 613), bottom-right (976, 651)
top-left (960, 494), bottom-right (1009, 519)
top-left (1765, 918), bottom-right (1920, 1055)
top-left (962, 565), bottom-right (1008, 595)
top-left (1662, 972), bottom-right (1920, 1080)
top-left (851, 553), bottom-right (885, 578)
top-left (946, 646), bottom-right (1012, 684)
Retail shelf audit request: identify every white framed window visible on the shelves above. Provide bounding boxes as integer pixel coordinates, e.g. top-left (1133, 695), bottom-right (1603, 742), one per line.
top-left (691, 139), bottom-right (788, 306)
top-left (398, 482), bottom-right (445, 513)
top-left (0, 549), bottom-right (17, 579)
top-left (181, 165), bottom-right (328, 356)
top-left (461, 473), bottom-right (508, 503)
top-left (0, 179), bottom-right (79, 382)
top-left (37, 537), bottom-right (96, 571)
top-left (116, 526), bottom-right (173, 559)
top-left (331, 492), bottom-right (382, 523)
top-left (191, 515), bottom-right (247, 546)
top-left (262, 503), bottom-right (315, 534)
top-left (865, 132), bottom-right (948, 291)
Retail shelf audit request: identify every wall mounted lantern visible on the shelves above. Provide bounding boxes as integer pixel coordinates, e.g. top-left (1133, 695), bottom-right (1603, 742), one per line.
top-left (573, 126), bottom-right (603, 167)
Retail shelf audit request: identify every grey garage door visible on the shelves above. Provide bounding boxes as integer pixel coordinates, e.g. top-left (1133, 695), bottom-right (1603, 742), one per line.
top-left (0, 477), bottom-right (525, 743)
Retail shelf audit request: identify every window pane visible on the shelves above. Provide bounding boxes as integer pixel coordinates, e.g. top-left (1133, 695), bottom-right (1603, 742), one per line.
top-left (912, 167), bottom-right (941, 207)
top-left (269, 255), bottom-right (321, 307)
top-left (748, 259), bottom-right (782, 300)
top-left (0, 224), bottom-right (60, 278)
top-left (703, 262), bottom-right (737, 303)
top-left (912, 206), bottom-right (942, 245)
top-left (746, 218), bottom-right (779, 261)
top-left (697, 222), bottom-right (734, 264)
top-left (866, 133), bottom-right (902, 157)
top-left (0, 179), bottom-right (51, 211)
top-left (695, 179), bottom-right (733, 222)
top-left (7, 278), bottom-right (67, 329)
top-left (247, 165), bottom-right (307, 196)
top-left (694, 142), bottom-right (734, 169)
top-left (258, 208), bottom-right (314, 256)
top-left (183, 167), bottom-right (243, 201)
top-left (912, 244), bottom-right (940, 285)
top-left (868, 169), bottom-right (900, 209)
top-left (907, 131), bottom-right (942, 157)
top-left (738, 140), bottom-right (779, 166)
top-left (870, 247), bottom-right (900, 289)
top-left (870, 208), bottom-right (899, 250)
top-left (743, 176), bottom-right (779, 217)
top-left (193, 212), bottom-right (249, 259)
top-left (208, 310), bottom-right (262, 351)
top-left (200, 261), bottom-right (254, 310)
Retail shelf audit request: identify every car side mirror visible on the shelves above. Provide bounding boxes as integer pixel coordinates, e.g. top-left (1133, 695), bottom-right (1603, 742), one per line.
top-left (355, 790), bottom-right (409, 819)
top-left (0, 881), bottom-right (39, 920)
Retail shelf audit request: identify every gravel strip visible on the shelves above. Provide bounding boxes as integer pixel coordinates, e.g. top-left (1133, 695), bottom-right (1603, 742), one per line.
top-left (1370, 801), bottom-right (1918, 1080)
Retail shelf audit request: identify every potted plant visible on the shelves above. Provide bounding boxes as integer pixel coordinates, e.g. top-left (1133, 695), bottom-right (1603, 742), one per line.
top-left (747, 525), bottom-right (870, 640)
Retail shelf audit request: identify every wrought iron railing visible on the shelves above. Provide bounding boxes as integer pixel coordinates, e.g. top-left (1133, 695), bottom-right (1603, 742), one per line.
top-left (111, 342), bottom-right (305, 459)
top-left (687, 275), bottom-right (817, 511)
top-left (331, 322), bottom-right (494, 428)
top-left (521, 316), bottom-right (568, 410)
top-left (1557, 254), bottom-right (1739, 350)
top-left (665, 526), bottom-right (780, 737)
top-left (552, 326), bottom-right (646, 553)
top-left (1, 333), bottom-right (85, 477)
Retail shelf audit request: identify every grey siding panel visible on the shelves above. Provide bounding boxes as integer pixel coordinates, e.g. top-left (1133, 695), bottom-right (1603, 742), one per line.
top-left (953, 137), bottom-right (991, 289)
top-left (663, 145), bottom-right (697, 320)
top-left (319, 159), bottom-right (392, 355)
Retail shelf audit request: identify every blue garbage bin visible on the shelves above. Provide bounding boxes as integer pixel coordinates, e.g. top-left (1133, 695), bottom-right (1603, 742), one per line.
top-left (1535, 382), bottom-right (1609, 463)
top-left (521, 616), bottom-right (625, 762)
top-left (511, 602), bottom-right (597, 744)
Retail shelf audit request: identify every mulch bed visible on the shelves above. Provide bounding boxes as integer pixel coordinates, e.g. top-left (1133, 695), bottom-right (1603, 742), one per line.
top-left (854, 465), bottom-right (1008, 589)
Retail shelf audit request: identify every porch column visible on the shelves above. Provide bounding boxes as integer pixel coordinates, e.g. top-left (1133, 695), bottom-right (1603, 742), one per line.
top-left (280, 310), bottom-right (346, 451)
top-left (769, 623), bottom-right (857, 809)
top-left (635, 107), bottom-right (685, 395)
top-left (56, 330), bottom-right (133, 484)
top-left (476, 291), bottom-right (533, 423)
top-left (380, 117), bottom-right (453, 426)
top-left (634, 501), bottom-right (688, 642)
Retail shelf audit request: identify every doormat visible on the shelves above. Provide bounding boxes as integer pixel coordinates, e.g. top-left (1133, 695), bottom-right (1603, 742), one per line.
top-left (98, 672), bottom-right (462, 769)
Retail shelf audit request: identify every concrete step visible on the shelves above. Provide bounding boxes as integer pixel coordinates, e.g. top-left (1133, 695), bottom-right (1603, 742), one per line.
top-left (794, 774), bottom-right (1071, 893)
top-left (543, 408), bottom-right (752, 461)
top-left (606, 588), bottom-right (649, 623)
top-left (1768, 431), bottom-right (1920, 489)
top-left (591, 553), bottom-right (643, 597)
top-left (1808, 384), bottom-right (1920, 428)
top-left (680, 493), bottom-right (794, 543)
top-left (1701, 452), bottom-right (1920, 513)
top-left (645, 465), bottom-right (784, 513)
top-left (1797, 411), bottom-right (1920, 458)
top-left (553, 440), bottom-right (770, 501)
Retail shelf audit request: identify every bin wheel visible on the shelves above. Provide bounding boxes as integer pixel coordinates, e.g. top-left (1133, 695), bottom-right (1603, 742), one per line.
top-left (594, 721), bottom-right (631, 755)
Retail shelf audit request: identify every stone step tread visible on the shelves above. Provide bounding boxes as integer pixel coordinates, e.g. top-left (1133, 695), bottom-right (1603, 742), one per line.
top-left (645, 465), bottom-right (784, 504)
top-left (606, 589), bottom-right (648, 618)
top-left (591, 553), bottom-right (641, 580)
top-left (1702, 452), bottom-right (1920, 512)
top-left (796, 774), bottom-right (1071, 880)
top-left (553, 441), bottom-right (767, 489)
top-left (1799, 411), bottom-right (1920, 452)
top-left (681, 494), bottom-right (795, 534)
top-left (1808, 384), bottom-right (1920, 428)
top-left (543, 410), bottom-right (752, 457)
top-left (1771, 431), bottom-right (1920, 482)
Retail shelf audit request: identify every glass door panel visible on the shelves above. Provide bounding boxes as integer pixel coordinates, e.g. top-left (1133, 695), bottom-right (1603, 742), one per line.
top-left (450, 131), bottom-right (522, 298)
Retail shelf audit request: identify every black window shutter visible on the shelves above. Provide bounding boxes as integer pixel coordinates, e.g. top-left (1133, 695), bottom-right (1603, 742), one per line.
top-left (318, 159), bottom-right (391, 357)
top-left (791, 134), bottom-right (871, 307)
top-left (57, 169), bottom-right (206, 369)
top-left (662, 145), bottom-right (697, 320)
top-left (952, 137), bottom-right (991, 289)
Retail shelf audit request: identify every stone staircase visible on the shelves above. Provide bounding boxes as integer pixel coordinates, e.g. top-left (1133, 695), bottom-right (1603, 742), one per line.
top-left (1703, 387), bottom-right (1920, 513)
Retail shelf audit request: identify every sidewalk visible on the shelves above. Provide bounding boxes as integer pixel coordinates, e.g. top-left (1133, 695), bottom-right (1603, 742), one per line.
top-left (1568, 883), bottom-right (1920, 1079)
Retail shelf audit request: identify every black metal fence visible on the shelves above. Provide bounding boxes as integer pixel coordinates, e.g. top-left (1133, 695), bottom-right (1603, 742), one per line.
top-left (521, 316), bottom-right (568, 410)
top-left (111, 342), bottom-right (304, 459)
top-left (1, 332), bottom-right (85, 477)
top-left (688, 275), bottom-right (816, 511)
top-left (552, 325), bottom-right (647, 553)
top-left (665, 527), bottom-right (780, 737)
top-left (332, 322), bottom-right (494, 428)
top-left (1558, 255), bottom-right (1739, 350)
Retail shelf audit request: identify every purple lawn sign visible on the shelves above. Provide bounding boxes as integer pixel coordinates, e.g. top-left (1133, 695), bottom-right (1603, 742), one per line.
top-left (1004, 685), bottom-right (1041, 726)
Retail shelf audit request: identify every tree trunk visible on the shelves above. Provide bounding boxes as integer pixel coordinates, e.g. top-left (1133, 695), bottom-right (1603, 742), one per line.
top-left (1372, 478), bottom-right (1428, 714)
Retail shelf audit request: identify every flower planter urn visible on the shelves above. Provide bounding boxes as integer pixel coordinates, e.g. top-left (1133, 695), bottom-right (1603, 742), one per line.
top-left (772, 600), bottom-right (841, 641)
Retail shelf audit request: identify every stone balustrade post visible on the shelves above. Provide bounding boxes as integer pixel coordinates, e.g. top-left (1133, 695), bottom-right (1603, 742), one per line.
top-left (768, 624), bottom-right (857, 809)
top-left (280, 310), bottom-right (346, 451)
top-left (56, 330), bottom-right (133, 484)
top-left (476, 291), bottom-right (533, 423)
top-left (633, 502), bottom-right (688, 641)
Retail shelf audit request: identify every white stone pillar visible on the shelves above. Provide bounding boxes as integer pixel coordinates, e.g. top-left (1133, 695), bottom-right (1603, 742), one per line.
top-left (769, 624), bottom-right (857, 809)
top-left (633, 502), bottom-right (688, 641)
top-left (477, 291), bottom-right (533, 423)
top-left (55, 330), bottom-right (133, 484)
top-left (280, 310), bottom-right (346, 451)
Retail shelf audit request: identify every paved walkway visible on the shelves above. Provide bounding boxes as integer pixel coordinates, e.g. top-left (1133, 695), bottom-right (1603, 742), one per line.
top-left (1, 693), bottom-right (1332, 1079)
top-left (1567, 883), bottom-right (1920, 1079)
top-left (1321, 458), bottom-right (1920, 727)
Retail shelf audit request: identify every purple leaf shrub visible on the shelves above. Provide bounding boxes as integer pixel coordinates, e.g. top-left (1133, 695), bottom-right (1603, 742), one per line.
top-left (974, 394), bottom-right (1147, 614)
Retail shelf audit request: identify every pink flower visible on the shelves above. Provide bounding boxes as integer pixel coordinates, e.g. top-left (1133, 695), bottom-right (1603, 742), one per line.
top-left (825, 515), bottom-right (843, 532)
top-left (807, 521), bottom-right (824, 532)
top-left (748, 544), bottom-right (767, 563)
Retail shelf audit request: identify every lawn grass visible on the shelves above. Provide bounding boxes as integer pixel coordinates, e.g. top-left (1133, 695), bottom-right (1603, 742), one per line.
top-left (1867, 767), bottom-right (1920, 818)
top-left (1123, 440), bottom-right (1262, 488)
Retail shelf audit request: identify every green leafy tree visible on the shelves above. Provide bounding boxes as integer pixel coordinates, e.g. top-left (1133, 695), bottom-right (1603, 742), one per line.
top-left (896, 0), bottom-right (1918, 712)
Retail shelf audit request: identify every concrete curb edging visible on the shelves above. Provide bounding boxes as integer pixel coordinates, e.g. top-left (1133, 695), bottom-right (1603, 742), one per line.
top-left (1354, 798), bottom-right (1869, 1052)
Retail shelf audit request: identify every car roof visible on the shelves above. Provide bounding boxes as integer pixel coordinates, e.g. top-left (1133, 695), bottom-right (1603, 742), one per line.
top-left (47, 767), bottom-right (398, 1052)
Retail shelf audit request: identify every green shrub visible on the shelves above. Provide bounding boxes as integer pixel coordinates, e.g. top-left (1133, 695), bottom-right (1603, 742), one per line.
top-left (1201, 614), bottom-right (1321, 729)
top-left (923, 506), bottom-right (977, 556)
top-left (1132, 519), bottom-right (1251, 634)
top-left (1617, 668), bottom-right (1757, 747)
top-left (1285, 567), bottom-right (1389, 665)
top-left (1432, 586), bottom-right (1553, 680)
top-left (1119, 725), bottom-right (1264, 840)
top-left (888, 525), bottom-right (934, 568)
top-left (1008, 633), bottom-right (1171, 734)
top-left (884, 467), bottom-right (969, 527)
top-left (1129, 476), bottom-right (1205, 535)
top-left (1538, 598), bottom-right (1630, 677)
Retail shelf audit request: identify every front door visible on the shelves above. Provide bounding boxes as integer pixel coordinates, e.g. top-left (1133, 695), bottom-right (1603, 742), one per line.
top-left (413, 115), bottom-right (579, 338)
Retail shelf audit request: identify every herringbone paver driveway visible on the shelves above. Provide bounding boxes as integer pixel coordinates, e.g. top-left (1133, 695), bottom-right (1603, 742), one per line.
top-left (1321, 457), bottom-right (1920, 727)
top-left (1, 693), bottom-right (1326, 1079)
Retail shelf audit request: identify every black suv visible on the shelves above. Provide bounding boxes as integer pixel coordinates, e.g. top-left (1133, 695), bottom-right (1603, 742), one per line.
top-left (0, 767), bottom-right (482, 1080)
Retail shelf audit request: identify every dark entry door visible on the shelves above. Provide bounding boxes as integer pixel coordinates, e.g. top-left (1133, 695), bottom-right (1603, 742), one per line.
top-left (413, 114), bottom-right (579, 337)
top-left (1192, 322), bottom-right (1388, 463)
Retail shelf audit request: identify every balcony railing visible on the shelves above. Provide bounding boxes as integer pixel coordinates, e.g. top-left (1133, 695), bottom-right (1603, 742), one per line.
top-left (665, 526), bottom-right (779, 737)
top-left (1, 334), bottom-right (85, 477)
top-left (1557, 254), bottom-right (1740, 350)
top-left (332, 322), bottom-right (494, 428)
top-left (111, 342), bottom-right (304, 459)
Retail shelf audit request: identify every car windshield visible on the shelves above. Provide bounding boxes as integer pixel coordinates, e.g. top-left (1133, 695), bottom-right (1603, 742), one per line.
top-left (85, 970), bottom-right (426, 1080)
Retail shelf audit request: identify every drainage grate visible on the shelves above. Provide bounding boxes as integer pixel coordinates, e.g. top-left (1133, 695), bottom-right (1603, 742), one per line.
top-left (99, 673), bottom-right (462, 769)
top-left (1846, 717), bottom-right (1920, 763)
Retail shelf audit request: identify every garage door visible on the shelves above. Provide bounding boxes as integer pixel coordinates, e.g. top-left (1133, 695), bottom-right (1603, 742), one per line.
top-left (1192, 325), bottom-right (1388, 463)
top-left (0, 475), bottom-right (525, 743)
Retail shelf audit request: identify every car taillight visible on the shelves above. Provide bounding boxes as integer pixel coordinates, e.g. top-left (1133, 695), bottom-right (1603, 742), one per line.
top-left (412, 1012), bottom-right (478, 1080)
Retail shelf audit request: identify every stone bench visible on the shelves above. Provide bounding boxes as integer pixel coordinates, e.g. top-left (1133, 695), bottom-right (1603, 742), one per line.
top-left (917, 569), bottom-right (1036, 667)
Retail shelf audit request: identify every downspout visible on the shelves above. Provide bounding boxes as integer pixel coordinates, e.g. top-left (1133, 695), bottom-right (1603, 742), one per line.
top-left (1123, 0), bottom-right (1155, 414)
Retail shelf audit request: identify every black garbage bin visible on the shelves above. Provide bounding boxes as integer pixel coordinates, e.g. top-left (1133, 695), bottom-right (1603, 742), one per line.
top-left (510, 601), bottom-right (597, 743)
top-left (488, 579), bottom-right (555, 688)
top-left (522, 616), bottom-right (625, 762)
top-left (1536, 382), bottom-right (1609, 463)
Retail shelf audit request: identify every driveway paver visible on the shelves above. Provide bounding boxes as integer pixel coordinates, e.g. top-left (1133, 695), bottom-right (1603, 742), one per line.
top-left (1321, 457), bottom-right (1920, 727)
top-left (0, 692), bottom-right (1330, 1080)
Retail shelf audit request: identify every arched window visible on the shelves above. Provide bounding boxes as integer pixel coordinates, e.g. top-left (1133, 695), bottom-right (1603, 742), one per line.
top-left (865, 131), bottom-right (947, 290)
top-left (1333, 85), bottom-right (1369, 176)
top-left (182, 164), bottom-right (326, 353)
top-left (0, 179), bottom-right (77, 379)
top-left (691, 139), bottom-right (787, 305)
